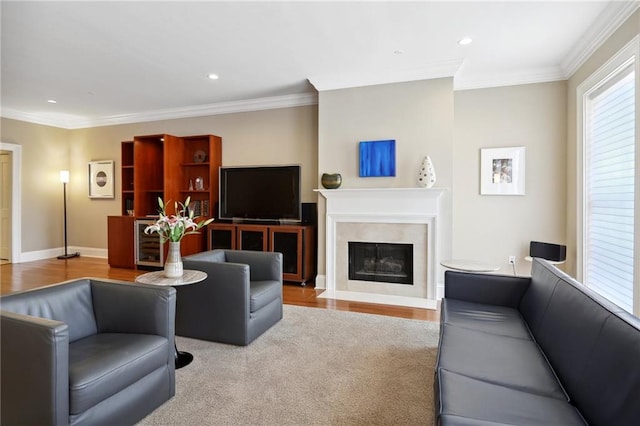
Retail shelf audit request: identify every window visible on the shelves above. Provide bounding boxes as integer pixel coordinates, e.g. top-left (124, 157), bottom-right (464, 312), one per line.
top-left (579, 36), bottom-right (639, 316)
top-left (584, 65), bottom-right (635, 312)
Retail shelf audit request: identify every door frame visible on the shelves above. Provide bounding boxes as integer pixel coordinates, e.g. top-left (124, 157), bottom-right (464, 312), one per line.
top-left (0, 142), bottom-right (22, 263)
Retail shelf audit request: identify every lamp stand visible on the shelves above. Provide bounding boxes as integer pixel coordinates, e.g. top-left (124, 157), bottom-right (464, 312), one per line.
top-left (58, 180), bottom-right (80, 260)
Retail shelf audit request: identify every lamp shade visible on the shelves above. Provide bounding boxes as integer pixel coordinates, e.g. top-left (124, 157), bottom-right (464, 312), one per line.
top-left (60, 170), bottom-right (70, 183)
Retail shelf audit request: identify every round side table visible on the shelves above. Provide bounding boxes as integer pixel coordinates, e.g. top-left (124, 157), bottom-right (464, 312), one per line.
top-left (136, 270), bottom-right (207, 369)
top-left (440, 259), bottom-right (500, 273)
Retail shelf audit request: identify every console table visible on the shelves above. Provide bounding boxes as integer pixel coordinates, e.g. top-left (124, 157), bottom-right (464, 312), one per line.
top-left (208, 223), bottom-right (315, 284)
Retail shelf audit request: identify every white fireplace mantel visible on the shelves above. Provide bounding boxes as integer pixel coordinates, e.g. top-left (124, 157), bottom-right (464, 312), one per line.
top-left (316, 187), bottom-right (448, 309)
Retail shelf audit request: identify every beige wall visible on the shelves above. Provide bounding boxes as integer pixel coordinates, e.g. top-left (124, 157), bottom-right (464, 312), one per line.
top-left (3, 7), bottom-right (636, 274)
top-left (1, 78), bottom-right (568, 281)
top-left (453, 81), bottom-right (567, 275)
top-left (1, 105), bottom-right (318, 255)
top-left (315, 78), bottom-right (567, 278)
top-left (565, 9), bottom-right (639, 276)
top-left (318, 79), bottom-right (454, 189)
top-left (1, 118), bottom-right (70, 253)
top-left (316, 79), bottom-right (454, 278)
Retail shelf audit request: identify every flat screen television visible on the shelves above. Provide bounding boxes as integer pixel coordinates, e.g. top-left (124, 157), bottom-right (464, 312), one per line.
top-left (219, 165), bottom-right (302, 222)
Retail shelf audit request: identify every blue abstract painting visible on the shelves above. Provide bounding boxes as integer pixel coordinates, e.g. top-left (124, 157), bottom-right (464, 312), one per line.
top-left (359, 140), bottom-right (396, 177)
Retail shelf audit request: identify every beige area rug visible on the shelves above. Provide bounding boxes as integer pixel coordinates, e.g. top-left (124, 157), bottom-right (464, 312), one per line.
top-left (138, 305), bottom-right (440, 426)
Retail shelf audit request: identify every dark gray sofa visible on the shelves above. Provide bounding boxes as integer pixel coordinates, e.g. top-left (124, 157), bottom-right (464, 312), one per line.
top-left (1, 278), bottom-right (176, 425)
top-left (435, 258), bottom-right (640, 425)
top-left (177, 249), bottom-right (283, 346)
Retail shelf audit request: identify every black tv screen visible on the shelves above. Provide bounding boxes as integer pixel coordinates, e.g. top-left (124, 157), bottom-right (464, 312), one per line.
top-left (219, 165), bottom-right (301, 222)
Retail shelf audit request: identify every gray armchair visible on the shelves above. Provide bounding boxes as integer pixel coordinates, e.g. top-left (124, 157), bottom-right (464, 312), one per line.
top-left (1, 278), bottom-right (176, 426)
top-left (177, 249), bottom-right (283, 346)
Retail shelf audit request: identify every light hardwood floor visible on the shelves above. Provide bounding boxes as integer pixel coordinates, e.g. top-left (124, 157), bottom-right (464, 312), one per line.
top-left (0, 256), bottom-right (440, 321)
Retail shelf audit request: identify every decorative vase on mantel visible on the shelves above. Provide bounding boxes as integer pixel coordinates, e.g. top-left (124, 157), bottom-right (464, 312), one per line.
top-left (164, 241), bottom-right (183, 278)
top-left (417, 156), bottom-right (437, 188)
top-left (321, 173), bottom-right (342, 189)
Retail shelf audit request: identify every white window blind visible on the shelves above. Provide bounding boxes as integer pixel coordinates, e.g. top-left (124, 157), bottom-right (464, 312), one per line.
top-left (584, 64), bottom-right (635, 313)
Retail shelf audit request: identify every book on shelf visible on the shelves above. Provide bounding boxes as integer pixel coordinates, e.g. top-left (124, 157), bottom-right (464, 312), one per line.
top-left (188, 200), bottom-right (210, 217)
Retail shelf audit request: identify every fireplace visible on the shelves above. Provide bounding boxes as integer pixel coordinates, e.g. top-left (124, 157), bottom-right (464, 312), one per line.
top-left (317, 187), bottom-right (448, 309)
top-left (335, 221), bottom-right (428, 301)
top-left (348, 242), bottom-right (413, 285)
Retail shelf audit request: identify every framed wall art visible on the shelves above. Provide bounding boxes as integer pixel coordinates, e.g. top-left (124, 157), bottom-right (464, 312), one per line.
top-left (359, 139), bottom-right (396, 177)
top-left (88, 160), bottom-right (115, 199)
top-left (480, 147), bottom-right (525, 195)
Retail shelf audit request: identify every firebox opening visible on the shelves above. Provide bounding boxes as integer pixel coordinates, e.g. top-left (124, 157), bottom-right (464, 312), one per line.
top-left (348, 241), bottom-right (413, 285)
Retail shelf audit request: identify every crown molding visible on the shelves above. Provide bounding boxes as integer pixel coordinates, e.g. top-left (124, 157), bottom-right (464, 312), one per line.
top-left (73, 93), bottom-right (318, 129)
top-left (0, 108), bottom-right (81, 129)
top-left (308, 58), bottom-right (464, 92)
top-left (3, 1), bottom-right (638, 129)
top-left (457, 1), bottom-right (640, 90)
top-left (561, 0), bottom-right (640, 79)
top-left (454, 66), bottom-right (566, 91)
top-left (1, 93), bottom-right (319, 130)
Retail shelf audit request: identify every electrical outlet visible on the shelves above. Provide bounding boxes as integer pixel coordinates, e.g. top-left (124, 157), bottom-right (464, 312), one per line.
top-left (509, 256), bottom-right (516, 265)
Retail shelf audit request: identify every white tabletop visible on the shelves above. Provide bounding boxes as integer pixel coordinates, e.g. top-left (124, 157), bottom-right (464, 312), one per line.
top-left (524, 256), bottom-right (565, 265)
top-left (440, 259), bottom-right (500, 273)
top-left (135, 270), bottom-right (207, 286)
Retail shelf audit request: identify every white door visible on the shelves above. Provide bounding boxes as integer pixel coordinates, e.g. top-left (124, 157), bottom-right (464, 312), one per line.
top-left (0, 151), bottom-right (12, 264)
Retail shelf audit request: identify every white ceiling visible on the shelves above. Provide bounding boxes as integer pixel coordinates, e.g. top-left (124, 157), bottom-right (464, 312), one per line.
top-left (1, 1), bottom-right (638, 129)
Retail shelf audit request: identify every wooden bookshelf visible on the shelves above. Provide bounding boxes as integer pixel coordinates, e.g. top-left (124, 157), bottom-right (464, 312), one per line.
top-left (110, 133), bottom-right (222, 267)
top-left (121, 141), bottom-right (134, 215)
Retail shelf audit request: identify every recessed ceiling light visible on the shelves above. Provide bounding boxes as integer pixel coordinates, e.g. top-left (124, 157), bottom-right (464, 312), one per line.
top-left (458, 37), bottom-right (473, 46)
top-left (208, 73), bottom-right (219, 80)
top-left (47, 99), bottom-right (57, 104)
top-left (394, 50), bottom-right (405, 55)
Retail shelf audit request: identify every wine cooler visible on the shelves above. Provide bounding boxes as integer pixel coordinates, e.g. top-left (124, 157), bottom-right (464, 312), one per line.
top-left (135, 219), bottom-right (164, 267)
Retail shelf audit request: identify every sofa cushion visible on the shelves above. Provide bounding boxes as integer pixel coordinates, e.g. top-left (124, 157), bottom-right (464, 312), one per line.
top-left (437, 324), bottom-right (567, 400)
top-left (0, 279), bottom-right (97, 342)
top-left (566, 309), bottom-right (640, 425)
top-left (183, 249), bottom-right (227, 263)
top-left (436, 369), bottom-right (585, 425)
top-left (441, 299), bottom-right (531, 339)
top-left (444, 271), bottom-right (531, 308)
top-left (519, 259), bottom-right (562, 336)
top-left (249, 280), bottom-right (281, 313)
top-left (68, 333), bottom-right (169, 414)
top-left (520, 260), bottom-right (640, 425)
top-left (530, 270), bottom-right (615, 394)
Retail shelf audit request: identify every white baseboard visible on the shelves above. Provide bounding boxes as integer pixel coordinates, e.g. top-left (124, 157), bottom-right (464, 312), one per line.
top-left (17, 247), bottom-right (107, 263)
top-left (437, 282), bottom-right (445, 300)
top-left (74, 247), bottom-right (108, 259)
top-left (318, 289), bottom-right (438, 310)
top-left (315, 274), bottom-right (326, 289)
top-left (19, 248), bottom-right (61, 263)
top-left (315, 275), bottom-right (443, 299)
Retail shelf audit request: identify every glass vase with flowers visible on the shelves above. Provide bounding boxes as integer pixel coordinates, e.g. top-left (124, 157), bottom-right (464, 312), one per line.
top-left (144, 197), bottom-right (214, 277)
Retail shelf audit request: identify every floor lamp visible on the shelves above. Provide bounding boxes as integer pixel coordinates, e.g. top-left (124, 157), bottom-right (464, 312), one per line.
top-left (57, 170), bottom-right (80, 259)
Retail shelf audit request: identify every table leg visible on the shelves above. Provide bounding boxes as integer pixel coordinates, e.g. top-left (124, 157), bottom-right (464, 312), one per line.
top-left (174, 342), bottom-right (193, 369)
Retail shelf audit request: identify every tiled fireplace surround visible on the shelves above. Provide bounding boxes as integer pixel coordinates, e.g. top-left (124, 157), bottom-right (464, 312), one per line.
top-left (317, 188), bottom-right (447, 309)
